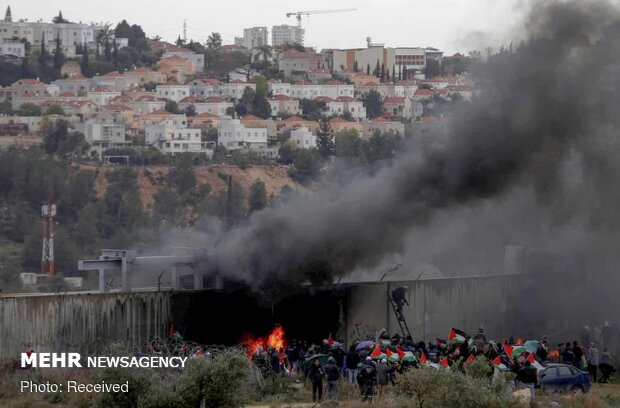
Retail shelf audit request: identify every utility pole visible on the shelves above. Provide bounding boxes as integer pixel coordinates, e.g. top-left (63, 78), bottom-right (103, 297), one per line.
top-left (41, 203), bottom-right (57, 276)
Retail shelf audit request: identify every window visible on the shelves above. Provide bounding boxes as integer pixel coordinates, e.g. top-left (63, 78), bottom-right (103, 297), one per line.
top-left (542, 368), bottom-right (557, 379)
top-left (558, 366), bottom-right (573, 377)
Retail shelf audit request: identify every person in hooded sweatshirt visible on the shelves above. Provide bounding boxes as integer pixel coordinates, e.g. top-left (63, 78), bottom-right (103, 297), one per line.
top-left (324, 356), bottom-right (341, 400)
top-left (376, 358), bottom-right (390, 395)
top-left (308, 358), bottom-right (324, 402)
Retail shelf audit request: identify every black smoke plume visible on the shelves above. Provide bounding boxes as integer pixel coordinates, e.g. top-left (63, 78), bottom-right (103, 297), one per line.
top-left (205, 0), bottom-right (620, 303)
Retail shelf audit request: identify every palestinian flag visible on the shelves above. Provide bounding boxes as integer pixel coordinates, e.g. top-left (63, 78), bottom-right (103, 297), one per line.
top-left (435, 338), bottom-right (447, 348)
top-left (449, 328), bottom-right (467, 345)
top-left (379, 338), bottom-right (392, 346)
top-left (394, 347), bottom-right (416, 363)
top-left (465, 353), bottom-right (475, 365)
top-left (440, 356), bottom-right (450, 368)
top-left (370, 346), bottom-right (386, 360)
top-left (527, 353), bottom-right (545, 372)
top-left (420, 351), bottom-right (429, 366)
top-left (169, 324), bottom-right (176, 336)
top-left (492, 356), bottom-right (508, 371)
top-left (504, 344), bottom-right (527, 358)
top-left (327, 334), bottom-right (334, 347)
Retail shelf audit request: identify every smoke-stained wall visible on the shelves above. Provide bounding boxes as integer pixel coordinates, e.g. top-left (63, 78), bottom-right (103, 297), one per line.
top-left (342, 275), bottom-right (604, 346)
top-left (0, 292), bottom-right (171, 358)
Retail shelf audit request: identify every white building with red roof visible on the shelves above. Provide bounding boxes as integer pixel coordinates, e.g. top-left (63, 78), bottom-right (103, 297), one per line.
top-left (218, 80), bottom-right (255, 100)
top-left (188, 79), bottom-right (220, 99)
top-left (87, 88), bottom-right (122, 106)
top-left (362, 116), bottom-right (405, 139)
top-left (218, 118), bottom-right (268, 152)
top-left (413, 88), bottom-right (434, 101)
top-left (279, 49), bottom-right (310, 77)
top-left (325, 96), bottom-right (366, 120)
top-left (162, 46), bottom-right (205, 74)
top-left (268, 80), bottom-right (291, 96)
top-left (156, 82), bottom-right (191, 102)
top-left (290, 127), bottom-right (316, 149)
top-left (267, 94), bottom-right (301, 118)
top-left (124, 67), bottom-right (167, 85)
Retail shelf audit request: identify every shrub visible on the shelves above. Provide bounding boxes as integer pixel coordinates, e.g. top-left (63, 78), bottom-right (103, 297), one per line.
top-left (396, 367), bottom-right (518, 408)
top-left (176, 348), bottom-right (250, 408)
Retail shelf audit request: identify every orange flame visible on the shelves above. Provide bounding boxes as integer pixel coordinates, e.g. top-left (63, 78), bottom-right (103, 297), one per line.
top-left (549, 349), bottom-right (560, 362)
top-left (241, 325), bottom-right (287, 358)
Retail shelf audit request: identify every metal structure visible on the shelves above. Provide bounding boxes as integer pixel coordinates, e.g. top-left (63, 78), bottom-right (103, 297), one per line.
top-left (78, 249), bottom-right (199, 292)
top-left (41, 203), bottom-right (56, 276)
top-left (389, 294), bottom-right (412, 340)
top-left (285, 8), bottom-right (356, 28)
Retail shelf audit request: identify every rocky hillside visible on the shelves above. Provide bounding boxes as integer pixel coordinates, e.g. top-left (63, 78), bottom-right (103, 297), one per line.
top-left (80, 164), bottom-right (302, 208)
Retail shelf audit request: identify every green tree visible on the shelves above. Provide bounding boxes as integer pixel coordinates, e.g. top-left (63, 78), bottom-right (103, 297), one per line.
top-left (353, 60), bottom-right (359, 72)
top-left (18, 102), bottom-right (41, 116)
top-left (250, 75), bottom-right (268, 95)
top-left (239, 86), bottom-right (256, 113)
top-left (152, 186), bottom-right (182, 224)
top-left (104, 36), bottom-right (112, 62)
top-left (53, 33), bottom-right (64, 75)
top-left (81, 47), bottom-right (90, 77)
top-left (361, 90), bottom-right (384, 119)
top-left (316, 119), bottom-right (335, 159)
top-left (278, 140), bottom-right (296, 165)
top-left (335, 129), bottom-right (364, 158)
top-left (206, 32), bottom-right (222, 50)
top-left (184, 104), bottom-right (197, 117)
top-left (248, 179), bottom-right (267, 214)
top-left (38, 33), bottom-right (49, 75)
top-left (165, 100), bottom-right (179, 114)
top-left (366, 63), bottom-right (370, 75)
top-left (252, 93), bottom-right (272, 119)
top-left (208, 177), bottom-right (246, 227)
top-left (45, 104), bottom-right (65, 116)
top-left (288, 148), bottom-right (322, 184)
top-left (52, 10), bottom-right (69, 23)
top-left (173, 154), bottom-right (197, 194)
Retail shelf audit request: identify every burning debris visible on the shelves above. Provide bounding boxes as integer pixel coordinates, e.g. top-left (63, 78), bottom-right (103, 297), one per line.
top-left (241, 325), bottom-right (288, 358)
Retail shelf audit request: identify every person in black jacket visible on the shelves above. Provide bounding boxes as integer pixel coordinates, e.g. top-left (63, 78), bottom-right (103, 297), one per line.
top-left (308, 358), bottom-right (324, 402)
top-left (346, 345), bottom-right (361, 383)
top-left (357, 358), bottom-right (377, 402)
top-left (324, 356), bottom-right (341, 400)
top-left (517, 361), bottom-right (538, 400)
top-left (286, 341), bottom-right (302, 379)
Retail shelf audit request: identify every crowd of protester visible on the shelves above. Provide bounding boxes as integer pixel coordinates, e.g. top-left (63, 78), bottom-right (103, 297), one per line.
top-left (250, 324), bottom-right (617, 403)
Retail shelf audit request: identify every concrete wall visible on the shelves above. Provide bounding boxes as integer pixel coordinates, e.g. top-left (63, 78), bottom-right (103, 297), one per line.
top-left (0, 291), bottom-right (172, 358)
top-left (343, 276), bottom-right (515, 345)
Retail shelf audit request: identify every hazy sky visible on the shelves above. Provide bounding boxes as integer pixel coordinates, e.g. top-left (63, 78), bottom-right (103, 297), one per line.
top-left (11, 0), bottom-right (528, 53)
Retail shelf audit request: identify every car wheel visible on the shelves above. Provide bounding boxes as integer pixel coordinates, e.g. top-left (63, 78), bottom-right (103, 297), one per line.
top-left (571, 385), bottom-right (585, 394)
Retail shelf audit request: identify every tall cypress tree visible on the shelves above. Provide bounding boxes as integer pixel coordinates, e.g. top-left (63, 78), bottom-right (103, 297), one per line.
top-left (366, 63), bottom-right (370, 75)
top-left (392, 65), bottom-right (396, 83)
top-left (112, 38), bottom-right (118, 68)
top-left (104, 36), bottom-right (112, 62)
top-left (81, 47), bottom-right (90, 76)
top-left (38, 32), bottom-right (48, 75)
top-left (53, 32), bottom-right (64, 75)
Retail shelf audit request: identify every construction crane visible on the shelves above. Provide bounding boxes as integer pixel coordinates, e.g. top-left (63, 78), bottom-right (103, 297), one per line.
top-left (286, 8), bottom-right (356, 28)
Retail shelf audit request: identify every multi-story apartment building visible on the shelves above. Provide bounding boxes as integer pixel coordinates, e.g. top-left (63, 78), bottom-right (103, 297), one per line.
top-left (271, 25), bottom-right (304, 46)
